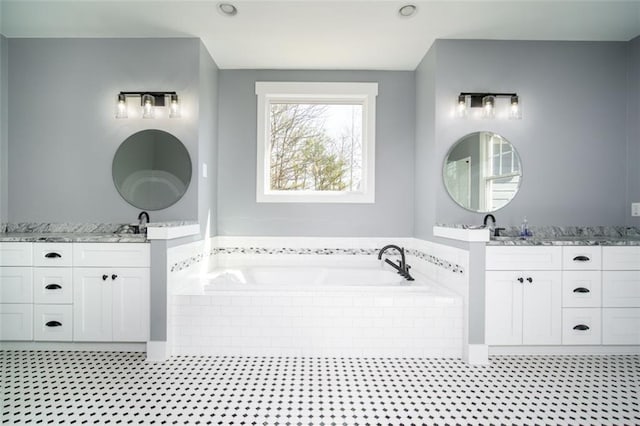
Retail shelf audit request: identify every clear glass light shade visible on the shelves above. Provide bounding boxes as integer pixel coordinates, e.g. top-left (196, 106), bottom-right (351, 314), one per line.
top-left (116, 94), bottom-right (128, 119)
top-left (482, 95), bottom-right (495, 119)
top-left (169, 94), bottom-right (181, 118)
top-left (509, 95), bottom-right (522, 120)
top-left (456, 95), bottom-right (467, 118)
top-left (142, 94), bottom-right (155, 119)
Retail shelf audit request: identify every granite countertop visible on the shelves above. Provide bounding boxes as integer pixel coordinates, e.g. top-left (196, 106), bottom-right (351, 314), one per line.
top-left (437, 224), bottom-right (640, 246)
top-left (0, 232), bottom-right (147, 243)
top-left (486, 235), bottom-right (640, 246)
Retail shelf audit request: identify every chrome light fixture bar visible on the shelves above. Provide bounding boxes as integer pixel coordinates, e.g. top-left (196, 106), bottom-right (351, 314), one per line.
top-left (457, 92), bottom-right (521, 119)
top-left (115, 91), bottom-right (180, 119)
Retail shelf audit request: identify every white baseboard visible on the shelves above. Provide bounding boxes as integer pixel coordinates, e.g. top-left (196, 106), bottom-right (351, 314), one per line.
top-left (146, 341), bottom-right (169, 362)
top-left (489, 345), bottom-right (640, 356)
top-left (0, 341), bottom-right (146, 352)
top-left (464, 344), bottom-right (489, 365)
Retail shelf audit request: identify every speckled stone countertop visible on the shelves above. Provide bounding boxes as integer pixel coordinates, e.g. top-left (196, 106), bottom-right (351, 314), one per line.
top-left (0, 223), bottom-right (147, 243)
top-left (437, 224), bottom-right (640, 246)
top-left (0, 232), bottom-right (147, 243)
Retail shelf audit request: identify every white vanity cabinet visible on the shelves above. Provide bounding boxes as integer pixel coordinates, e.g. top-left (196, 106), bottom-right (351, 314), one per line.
top-left (32, 243), bottom-right (74, 341)
top-left (560, 246), bottom-right (603, 345)
top-left (73, 243), bottom-right (150, 342)
top-left (0, 243), bottom-right (33, 340)
top-left (485, 247), bottom-right (562, 345)
top-left (602, 247), bottom-right (640, 345)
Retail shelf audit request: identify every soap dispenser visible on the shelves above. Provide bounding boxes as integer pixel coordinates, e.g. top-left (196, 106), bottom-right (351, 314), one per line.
top-left (520, 217), bottom-right (531, 237)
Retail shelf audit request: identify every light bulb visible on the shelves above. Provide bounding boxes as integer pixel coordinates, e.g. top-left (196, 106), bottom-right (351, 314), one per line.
top-left (169, 94), bottom-right (181, 118)
top-left (482, 95), bottom-right (495, 119)
top-left (509, 95), bottom-right (522, 120)
top-left (456, 94), bottom-right (467, 118)
top-left (142, 94), bottom-right (155, 119)
top-left (116, 94), bottom-right (128, 119)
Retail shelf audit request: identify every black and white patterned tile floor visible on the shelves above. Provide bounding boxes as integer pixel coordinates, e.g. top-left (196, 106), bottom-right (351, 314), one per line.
top-left (1, 351), bottom-right (638, 425)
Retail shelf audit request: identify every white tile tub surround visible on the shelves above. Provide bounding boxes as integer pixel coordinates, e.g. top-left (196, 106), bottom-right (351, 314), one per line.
top-left (166, 236), bottom-right (468, 358)
top-left (170, 285), bottom-right (463, 358)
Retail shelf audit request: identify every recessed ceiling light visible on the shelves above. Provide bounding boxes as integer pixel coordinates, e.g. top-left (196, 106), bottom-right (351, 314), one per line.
top-left (398, 4), bottom-right (417, 18)
top-left (218, 3), bottom-right (238, 17)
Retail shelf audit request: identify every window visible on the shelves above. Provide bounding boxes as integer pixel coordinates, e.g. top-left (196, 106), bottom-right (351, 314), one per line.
top-left (255, 82), bottom-right (378, 203)
top-left (480, 133), bottom-right (521, 211)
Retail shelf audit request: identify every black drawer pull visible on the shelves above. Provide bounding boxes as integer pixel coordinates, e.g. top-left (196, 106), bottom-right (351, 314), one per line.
top-left (573, 287), bottom-right (590, 293)
top-left (45, 321), bottom-right (62, 327)
top-left (573, 324), bottom-right (590, 331)
top-left (573, 255), bottom-right (590, 262)
top-left (102, 274), bottom-right (109, 281)
top-left (44, 252), bottom-right (62, 259)
top-left (45, 284), bottom-right (62, 290)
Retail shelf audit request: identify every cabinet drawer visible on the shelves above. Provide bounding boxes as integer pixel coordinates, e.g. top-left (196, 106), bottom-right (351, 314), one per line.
top-left (73, 243), bottom-right (150, 267)
top-left (0, 303), bottom-right (33, 340)
top-left (0, 242), bottom-right (32, 266)
top-left (0, 267), bottom-right (33, 303)
top-left (562, 271), bottom-right (602, 307)
top-left (33, 243), bottom-right (73, 267)
top-left (33, 304), bottom-right (72, 341)
top-left (486, 247), bottom-right (562, 270)
top-left (562, 308), bottom-right (601, 345)
top-left (562, 246), bottom-right (601, 270)
top-left (602, 308), bottom-right (640, 344)
top-left (33, 268), bottom-right (73, 304)
top-left (602, 271), bottom-right (640, 307)
top-left (602, 247), bottom-right (640, 270)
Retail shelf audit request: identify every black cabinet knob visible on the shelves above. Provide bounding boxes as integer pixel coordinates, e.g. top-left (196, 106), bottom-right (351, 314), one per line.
top-left (111, 274), bottom-right (118, 280)
top-left (102, 274), bottom-right (109, 281)
top-left (526, 277), bottom-right (533, 283)
top-left (517, 277), bottom-right (524, 283)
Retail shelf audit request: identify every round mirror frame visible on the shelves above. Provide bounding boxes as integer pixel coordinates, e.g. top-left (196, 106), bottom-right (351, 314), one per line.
top-left (112, 129), bottom-right (192, 211)
top-left (443, 131), bottom-right (522, 213)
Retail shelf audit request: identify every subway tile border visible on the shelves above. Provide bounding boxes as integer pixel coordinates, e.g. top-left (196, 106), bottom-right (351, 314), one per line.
top-left (169, 246), bottom-right (465, 275)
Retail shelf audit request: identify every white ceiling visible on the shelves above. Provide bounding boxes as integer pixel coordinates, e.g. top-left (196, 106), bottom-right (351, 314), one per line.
top-left (2, 0), bottom-right (639, 70)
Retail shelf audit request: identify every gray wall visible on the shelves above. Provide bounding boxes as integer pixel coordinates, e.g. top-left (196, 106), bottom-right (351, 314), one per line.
top-left (414, 45), bottom-right (437, 240)
top-left (416, 40), bottom-right (629, 233)
top-left (7, 38), bottom-right (201, 223)
top-left (628, 35), bottom-right (640, 227)
top-left (0, 35), bottom-right (7, 223)
top-left (198, 42), bottom-right (219, 237)
top-left (217, 70), bottom-right (415, 237)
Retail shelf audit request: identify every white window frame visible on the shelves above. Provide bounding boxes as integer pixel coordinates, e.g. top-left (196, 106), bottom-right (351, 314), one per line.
top-left (255, 81), bottom-right (378, 203)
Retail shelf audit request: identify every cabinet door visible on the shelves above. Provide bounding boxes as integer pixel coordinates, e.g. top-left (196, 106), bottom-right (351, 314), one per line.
top-left (485, 271), bottom-right (523, 345)
top-left (0, 267), bottom-right (33, 303)
top-left (73, 268), bottom-right (112, 341)
top-left (602, 271), bottom-right (640, 307)
top-left (0, 304), bottom-right (33, 340)
top-left (522, 271), bottom-right (562, 345)
top-left (111, 268), bottom-right (149, 342)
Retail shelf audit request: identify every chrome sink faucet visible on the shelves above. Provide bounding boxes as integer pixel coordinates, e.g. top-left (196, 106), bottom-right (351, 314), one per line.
top-left (377, 244), bottom-right (414, 281)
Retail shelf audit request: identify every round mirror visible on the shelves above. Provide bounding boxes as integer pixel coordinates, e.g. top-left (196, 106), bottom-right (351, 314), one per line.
top-left (443, 131), bottom-right (522, 213)
top-left (112, 129), bottom-right (192, 211)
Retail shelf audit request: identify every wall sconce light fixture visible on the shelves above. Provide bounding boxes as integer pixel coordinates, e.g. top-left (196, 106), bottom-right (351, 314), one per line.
top-left (115, 91), bottom-right (180, 119)
top-left (456, 92), bottom-right (521, 120)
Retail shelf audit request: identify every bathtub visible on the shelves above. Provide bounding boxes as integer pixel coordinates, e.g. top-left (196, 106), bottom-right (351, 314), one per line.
top-left (170, 265), bottom-right (463, 358)
top-left (183, 266), bottom-right (412, 293)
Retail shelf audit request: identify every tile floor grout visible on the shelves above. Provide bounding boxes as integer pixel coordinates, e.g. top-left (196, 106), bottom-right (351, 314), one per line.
top-left (1, 351), bottom-right (638, 425)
